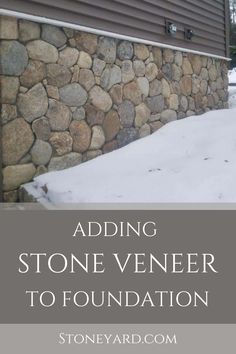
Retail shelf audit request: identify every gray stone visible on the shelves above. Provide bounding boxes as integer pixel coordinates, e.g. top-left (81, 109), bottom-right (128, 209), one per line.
top-left (101, 65), bottom-right (121, 90)
top-left (200, 80), bottom-right (208, 95)
top-left (49, 132), bottom-right (73, 156)
top-left (48, 152), bottom-right (82, 171)
top-left (162, 64), bottom-right (172, 81)
top-left (146, 95), bottom-right (165, 113)
top-left (46, 63), bottom-right (72, 88)
top-left (85, 104), bottom-right (105, 126)
top-left (92, 58), bottom-right (106, 76)
top-left (137, 77), bottom-right (149, 98)
top-left (139, 124), bottom-right (151, 138)
top-left (46, 99), bottom-right (72, 131)
top-left (152, 47), bottom-right (163, 68)
top-left (97, 37), bottom-right (117, 64)
top-left (149, 113), bottom-right (161, 122)
top-left (109, 84), bottom-right (123, 105)
top-left (123, 81), bottom-right (142, 105)
top-left (134, 44), bottom-right (149, 60)
top-left (90, 125), bottom-right (106, 149)
top-left (42, 24), bottom-right (67, 48)
top-left (20, 60), bottom-right (46, 88)
top-left (117, 41), bottom-right (134, 60)
top-left (69, 120), bottom-right (91, 153)
top-left (19, 20), bottom-right (40, 42)
top-left (74, 32), bottom-right (98, 54)
top-left (175, 52), bottom-right (183, 67)
top-left (17, 83), bottom-right (48, 122)
top-left (0, 16), bottom-right (18, 39)
top-left (145, 63), bottom-right (158, 81)
top-left (160, 109), bottom-right (177, 124)
top-left (89, 86), bottom-right (112, 112)
top-left (0, 40), bottom-right (28, 75)
top-left (58, 47), bottom-right (79, 67)
top-left (83, 150), bottom-right (102, 162)
top-left (149, 79), bottom-right (162, 97)
top-left (0, 76), bottom-right (19, 104)
top-left (121, 60), bottom-right (135, 83)
top-left (3, 164), bottom-right (36, 191)
top-left (26, 40), bottom-right (58, 63)
top-left (135, 103), bottom-right (150, 128)
top-left (103, 140), bottom-right (118, 154)
top-left (46, 85), bottom-right (59, 100)
top-left (150, 121), bottom-right (163, 133)
top-left (78, 69), bottom-right (95, 91)
top-left (3, 190), bottom-right (18, 203)
top-left (209, 66), bottom-right (218, 81)
top-left (1, 104), bottom-right (17, 124)
top-left (59, 83), bottom-right (88, 106)
top-left (2, 118), bottom-right (34, 165)
top-left (78, 51), bottom-right (93, 69)
top-left (31, 140), bottom-right (52, 165)
top-left (168, 94), bottom-right (179, 110)
top-left (179, 96), bottom-right (188, 112)
top-left (103, 110), bottom-right (120, 142)
top-left (73, 107), bottom-right (86, 121)
top-left (172, 64), bottom-right (182, 81)
top-left (117, 128), bottom-right (138, 148)
top-left (118, 100), bottom-right (135, 128)
top-left (133, 60), bottom-right (146, 77)
top-left (192, 77), bottom-right (200, 94)
top-left (35, 165), bottom-right (48, 177)
top-left (32, 117), bottom-right (51, 141)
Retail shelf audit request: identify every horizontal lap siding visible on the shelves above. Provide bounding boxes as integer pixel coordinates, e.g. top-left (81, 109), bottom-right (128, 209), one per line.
top-left (0, 0), bottom-right (228, 57)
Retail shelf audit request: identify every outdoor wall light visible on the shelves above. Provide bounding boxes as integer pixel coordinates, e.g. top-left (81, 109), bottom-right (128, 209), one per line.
top-left (166, 21), bottom-right (178, 35)
top-left (185, 28), bottom-right (194, 40)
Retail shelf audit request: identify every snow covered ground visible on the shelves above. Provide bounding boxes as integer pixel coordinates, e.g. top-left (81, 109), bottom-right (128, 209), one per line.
top-left (26, 105), bottom-right (236, 204)
top-left (228, 68), bottom-right (236, 108)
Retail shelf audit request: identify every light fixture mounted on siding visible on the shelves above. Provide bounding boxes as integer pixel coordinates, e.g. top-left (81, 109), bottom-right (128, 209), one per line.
top-left (185, 28), bottom-right (194, 40)
top-left (166, 20), bottom-right (177, 35)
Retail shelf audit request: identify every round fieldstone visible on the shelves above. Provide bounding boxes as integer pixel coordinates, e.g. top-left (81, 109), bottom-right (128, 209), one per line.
top-left (109, 84), bottom-right (122, 105)
top-left (0, 40), bottom-right (28, 75)
top-left (31, 140), bottom-right (52, 165)
top-left (145, 63), bottom-right (158, 81)
top-left (162, 63), bottom-right (172, 81)
top-left (59, 83), bottom-right (88, 106)
top-left (3, 164), bottom-right (36, 191)
top-left (19, 20), bottom-right (40, 42)
top-left (149, 79), bottom-right (162, 97)
top-left (137, 77), bottom-right (149, 97)
top-left (146, 95), bottom-right (165, 113)
top-left (133, 60), bottom-right (146, 77)
top-left (117, 128), bottom-right (138, 148)
top-left (172, 64), bottom-right (182, 81)
top-left (2, 118), bottom-right (34, 165)
top-left (85, 104), bottom-right (105, 126)
top-left (134, 44), bottom-right (149, 60)
top-left (49, 132), bottom-right (73, 156)
top-left (135, 103), bottom-right (150, 128)
top-left (169, 94), bottom-right (179, 110)
top-left (48, 152), bottom-right (82, 172)
top-left (160, 109), bottom-right (177, 124)
top-left (180, 96), bottom-right (188, 112)
top-left (73, 107), bottom-right (86, 121)
top-left (89, 86), bottom-right (112, 112)
top-left (78, 51), bottom-right (93, 69)
top-left (0, 76), bottom-right (19, 104)
top-left (150, 121), bottom-right (163, 133)
top-left (69, 120), bottom-right (91, 153)
top-left (118, 100), bottom-right (135, 128)
top-left (180, 76), bottom-right (192, 96)
top-left (46, 99), bottom-right (72, 131)
top-left (0, 16), bottom-right (18, 40)
top-left (83, 150), bottom-right (102, 162)
top-left (26, 40), bottom-right (58, 63)
top-left (175, 52), bottom-right (183, 66)
top-left (101, 65), bottom-right (121, 90)
top-left (163, 49), bottom-right (174, 63)
top-left (161, 78), bottom-right (171, 98)
top-left (17, 83), bottom-right (48, 122)
top-left (46, 85), bottom-right (59, 100)
top-left (32, 117), bottom-right (51, 141)
top-left (182, 58), bottom-right (193, 75)
top-left (92, 58), bottom-right (106, 76)
top-left (123, 81), bottom-right (142, 105)
top-left (103, 110), bottom-right (120, 142)
top-left (20, 60), bottom-right (46, 88)
top-left (1, 104), bottom-right (17, 125)
top-left (152, 47), bottom-right (163, 68)
top-left (35, 165), bottom-right (48, 177)
top-left (103, 140), bottom-right (118, 153)
top-left (121, 60), bottom-right (135, 84)
top-left (41, 24), bottom-right (67, 48)
top-left (58, 47), bottom-right (79, 67)
top-left (90, 126), bottom-right (106, 150)
top-left (79, 69), bottom-right (95, 91)
top-left (189, 54), bottom-right (202, 75)
top-left (209, 66), bottom-right (218, 81)
top-left (139, 124), bottom-right (151, 138)
top-left (75, 32), bottom-right (98, 54)
top-left (46, 63), bottom-right (72, 88)
top-left (117, 41), bottom-right (134, 60)
top-left (97, 37), bottom-right (117, 63)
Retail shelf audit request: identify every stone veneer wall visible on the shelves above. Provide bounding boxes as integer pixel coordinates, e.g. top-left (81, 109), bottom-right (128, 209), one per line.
top-left (0, 15), bottom-right (229, 202)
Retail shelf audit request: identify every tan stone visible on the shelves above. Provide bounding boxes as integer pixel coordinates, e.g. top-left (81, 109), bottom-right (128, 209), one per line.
top-left (182, 58), bottom-right (193, 75)
top-left (46, 63), bottom-right (72, 88)
top-left (26, 40), bottom-right (58, 63)
top-left (152, 47), bottom-right (163, 68)
top-left (49, 132), bottom-right (73, 156)
top-left (161, 78), bottom-right (171, 98)
top-left (46, 85), bottom-right (59, 100)
top-left (103, 110), bottom-right (120, 142)
top-left (150, 121), bottom-right (163, 133)
top-left (0, 16), bottom-right (18, 39)
top-left (139, 124), bottom-right (151, 138)
top-left (3, 164), bottom-right (36, 191)
top-left (180, 76), bottom-right (192, 96)
top-left (89, 86), bottom-right (112, 112)
top-left (90, 126), bottom-right (106, 150)
top-left (135, 103), bottom-right (150, 128)
top-left (188, 54), bottom-right (202, 75)
top-left (134, 44), bottom-right (149, 60)
top-left (163, 49), bottom-right (174, 63)
top-left (1, 104), bottom-right (17, 124)
top-left (137, 77), bottom-right (149, 97)
top-left (0, 76), bottom-right (19, 104)
top-left (85, 104), bottom-right (105, 126)
top-left (20, 60), bottom-right (46, 88)
top-left (46, 99), bottom-right (72, 131)
top-left (168, 94), bottom-right (179, 110)
top-left (75, 32), bottom-right (98, 54)
top-left (123, 81), bottom-right (142, 105)
top-left (79, 69), bottom-right (95, 91)
top-left (109, 84), bottom-right (123, 105)
top-left (103, 140), bottom-right (118, 153)
top-left (78, 51), bottom-right (93, 69)
top-left (145, 63), bottom-right (158, 81)
top-left (19, 20), bottom-right (40, 42)
top-left (58, 47), bottom-right (79, 67)
top-left (32, 117), bottom-right (51, 141)
top-left (69, 120), bottom-right (91, 153)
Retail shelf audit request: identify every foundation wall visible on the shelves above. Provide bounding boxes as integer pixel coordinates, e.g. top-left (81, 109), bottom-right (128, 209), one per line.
top-left (0, 16), bottom-right (229, 202)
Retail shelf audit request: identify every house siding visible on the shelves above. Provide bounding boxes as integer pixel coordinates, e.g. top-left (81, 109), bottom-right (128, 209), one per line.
top-left (0, 0), bottom-right (229, 57)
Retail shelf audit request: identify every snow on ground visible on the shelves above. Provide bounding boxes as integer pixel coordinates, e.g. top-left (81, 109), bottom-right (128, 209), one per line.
top-left (228, 67), bottom-right (236, 85)
top-left (27, 107), bottom-right (236, 204)
top-left (229, 68), bottom-right (236, 108)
